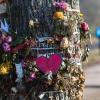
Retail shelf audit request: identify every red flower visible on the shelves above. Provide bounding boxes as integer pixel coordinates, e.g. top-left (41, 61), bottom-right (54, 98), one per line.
top-left (81, 22), bottom-right (89, 32)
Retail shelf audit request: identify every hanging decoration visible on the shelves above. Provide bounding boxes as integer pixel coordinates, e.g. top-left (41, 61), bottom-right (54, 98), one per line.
top-left (15, 63), bottom-right (23, 81)
top-left (36, 54), bottom-right (62, 74)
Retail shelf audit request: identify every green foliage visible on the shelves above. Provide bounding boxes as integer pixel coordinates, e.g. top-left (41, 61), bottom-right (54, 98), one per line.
top-left (11, 36), bottom-right (25, 47)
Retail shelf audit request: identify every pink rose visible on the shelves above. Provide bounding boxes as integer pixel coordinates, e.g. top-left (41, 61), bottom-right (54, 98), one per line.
top-left (81, 22), bottom-right (89, 32)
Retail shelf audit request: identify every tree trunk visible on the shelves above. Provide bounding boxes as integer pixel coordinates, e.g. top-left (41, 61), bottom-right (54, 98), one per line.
top-left (9, 0), bottom-right (80, 34)
top-left (0, 1), bottom-right (7, 19)
top-left (8, 0), bottom-right (85, 100)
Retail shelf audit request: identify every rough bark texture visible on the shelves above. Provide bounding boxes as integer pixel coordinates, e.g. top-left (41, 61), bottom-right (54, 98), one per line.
top-left (8, 0), bottom-right (85, 100)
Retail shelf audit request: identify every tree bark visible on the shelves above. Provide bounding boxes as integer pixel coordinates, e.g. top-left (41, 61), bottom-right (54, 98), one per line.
top-left (9, 0), bottom-right (80, 34)
top-left (8, 0), bottom-right (85, 100)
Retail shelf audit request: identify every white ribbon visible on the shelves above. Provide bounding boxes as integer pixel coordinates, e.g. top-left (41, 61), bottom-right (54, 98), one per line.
top-left (15, 63), bottom-right (23, 80)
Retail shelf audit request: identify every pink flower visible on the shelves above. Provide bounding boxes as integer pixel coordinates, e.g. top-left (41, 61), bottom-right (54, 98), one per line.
top-left (53, 2), bottom-right (60, 7)
top-left (30, 72), bottom-right (36, 80)
top-left (53, 1), bottom-right (69, 11)
top-left (2, 42), bottom-right (11, 52)
top-left (81, 22), bottom-right (89, 32)
top-left (59, 1), bottom-right (69, 11)
top-left (5, 35), bottom-right (12, 43)
top-left (1, 34), bottom-right (6, 41)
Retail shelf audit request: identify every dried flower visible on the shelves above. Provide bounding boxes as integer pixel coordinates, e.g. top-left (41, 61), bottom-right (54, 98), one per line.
top-left (60, 37), bottom-right (69, 49)
top-left (29, 20), bottom-right (34, 27)
top-left (1, 34), bottom-right (6, 41)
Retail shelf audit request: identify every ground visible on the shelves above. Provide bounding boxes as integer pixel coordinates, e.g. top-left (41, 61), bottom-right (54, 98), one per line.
top-left (84, 64), bottom-right (100, 100)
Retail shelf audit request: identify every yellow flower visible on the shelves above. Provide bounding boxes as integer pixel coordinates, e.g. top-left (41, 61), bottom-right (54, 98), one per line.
top-left (79, 13), bottom-right (84, 17)
top-left (0, 61), bottom-right (12, 75)
top-left (53, 12), bottom-right (64, 20)
top-left (0, 67), bottom-right (9, 75)
top-left (29, 20), bottom-right (34, 26)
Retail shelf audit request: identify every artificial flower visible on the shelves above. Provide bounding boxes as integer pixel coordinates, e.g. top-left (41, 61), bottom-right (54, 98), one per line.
top-left (0, 61), bottom-right (12, 75)
top-left (0, 67), bottom-right (9, 75)
top-left (81, 22), bottom-right (89, 32)
top-left (5, 35), bottom-right (12, 43)
top-left (30, 72), bottom-right (36, 80)
top-left (79, 13), bottom-right (84, 17)
top-left (53, 1), bottom-right (69, 11)
top-left (53, 11), bottom-right (64, 20)
top-left (2, 42), bottom-right (11, 52)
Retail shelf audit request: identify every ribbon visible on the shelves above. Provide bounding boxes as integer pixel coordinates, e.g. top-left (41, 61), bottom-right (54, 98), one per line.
top-left (15, 63), bottom-right (23, 81)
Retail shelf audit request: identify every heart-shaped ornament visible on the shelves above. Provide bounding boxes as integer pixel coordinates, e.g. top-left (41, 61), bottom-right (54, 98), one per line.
top-left (36, 54), bottom-right (62, 74)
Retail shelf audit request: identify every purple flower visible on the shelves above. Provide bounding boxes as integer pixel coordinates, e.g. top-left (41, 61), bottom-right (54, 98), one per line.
top-left (53, 1), bottom-right (69, 11)
top-left (53, 2), bottom-right (60, 7)
top-left (5, 35), bottom-right (12, 43)
top-left (2, 42), bottom-right (11, 52)
top-left (1, 34), bottom-right (6, 41)
top-left (30, 72), bottom-right (36, 80)
top-left (21, 60), bottom-right (27, 68)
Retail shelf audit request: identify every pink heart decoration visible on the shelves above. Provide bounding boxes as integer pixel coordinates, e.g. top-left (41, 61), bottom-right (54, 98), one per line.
top-left (36, 54), bottom-right (62, 74)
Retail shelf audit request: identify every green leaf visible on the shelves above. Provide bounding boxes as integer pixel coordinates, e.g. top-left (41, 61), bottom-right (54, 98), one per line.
top-left (12, 37), bottom-right (25, 47)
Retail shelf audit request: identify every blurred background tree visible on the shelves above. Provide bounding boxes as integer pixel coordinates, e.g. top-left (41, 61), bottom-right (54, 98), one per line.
top-left (80, 0), bottom-right (100, 35)
top-left (80, 0), bottom-right (100, 66)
